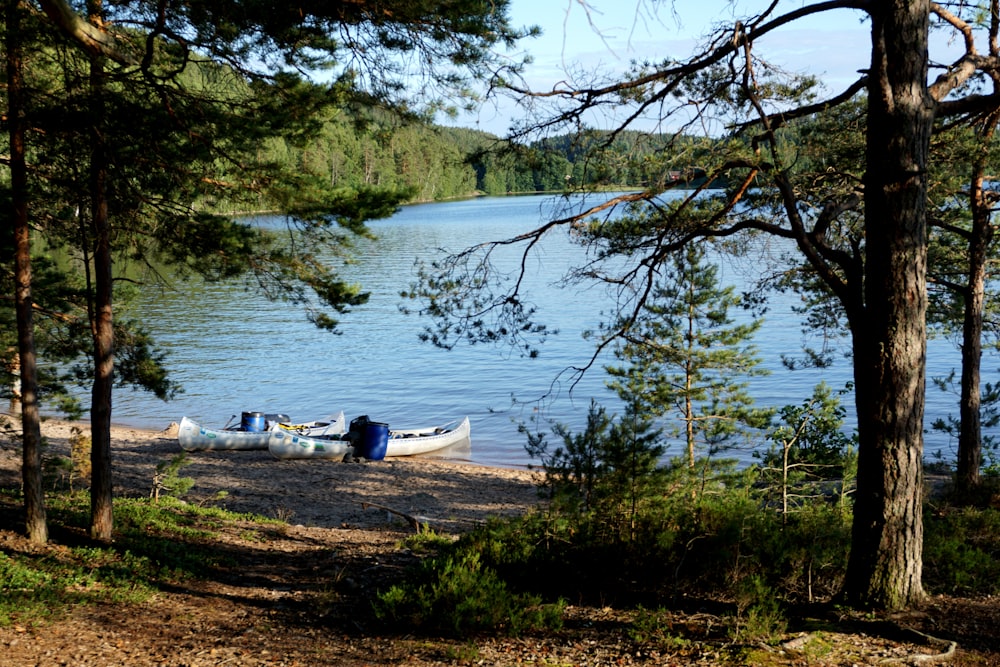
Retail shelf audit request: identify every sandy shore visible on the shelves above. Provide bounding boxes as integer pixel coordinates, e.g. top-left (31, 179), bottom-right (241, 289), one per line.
top-left (0, 416), bottom-right (544, 533)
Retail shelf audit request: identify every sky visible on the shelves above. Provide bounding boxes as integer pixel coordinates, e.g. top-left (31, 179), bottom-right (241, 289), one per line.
top-left (446, 1), bottom-right (875, 135)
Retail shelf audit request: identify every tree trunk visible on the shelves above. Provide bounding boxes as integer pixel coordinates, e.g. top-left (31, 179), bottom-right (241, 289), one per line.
top-left (87, 39), bottom-right (115, 541)
top-left (6, 0), bottom-right (49, 544)
top-left (954, 143), bottom-right (994, 496)
top-left (843, 0), bottom-right (932, 610)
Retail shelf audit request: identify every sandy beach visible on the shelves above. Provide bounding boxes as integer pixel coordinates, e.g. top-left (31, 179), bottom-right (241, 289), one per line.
top-left (0, 416), bottom-right (544, 533)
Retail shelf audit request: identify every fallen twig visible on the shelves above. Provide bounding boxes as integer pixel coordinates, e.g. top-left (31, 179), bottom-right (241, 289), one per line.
top-left (359, 501), bottom-right (425, 533)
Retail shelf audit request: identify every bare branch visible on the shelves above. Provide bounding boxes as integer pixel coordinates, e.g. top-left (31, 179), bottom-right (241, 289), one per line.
top-left (506, 0), bottom-right (870, 123)
top-left (734, 77), bottom-right (868, 135)
top-left (36, 0), bottom-right (136, 64)
top-left (928, 2), bottom-right (1000, 102)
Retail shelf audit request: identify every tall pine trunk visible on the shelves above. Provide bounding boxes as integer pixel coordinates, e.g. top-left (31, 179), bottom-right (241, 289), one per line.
top-left (87, 32), bottom-right (114, 541)
top-left (843, 0), bottom-right (932, 609)
top-left (954, 137), bottom-right (994, 496)
top-left (6, 0), bottom-right (48, 544)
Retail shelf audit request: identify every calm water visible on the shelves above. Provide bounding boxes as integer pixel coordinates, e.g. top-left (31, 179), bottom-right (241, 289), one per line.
top-left (106, 194), bottom-right (985, 468)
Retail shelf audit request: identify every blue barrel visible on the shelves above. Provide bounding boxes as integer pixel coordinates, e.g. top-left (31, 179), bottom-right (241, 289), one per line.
top-left (241, 411), bottom-right (266, 432)
top-left (357, 421), bottom-right (389, 460)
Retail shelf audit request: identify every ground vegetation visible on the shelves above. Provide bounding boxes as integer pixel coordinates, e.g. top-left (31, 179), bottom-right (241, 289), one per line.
top-left (1, 420), bottom-right (998, 665)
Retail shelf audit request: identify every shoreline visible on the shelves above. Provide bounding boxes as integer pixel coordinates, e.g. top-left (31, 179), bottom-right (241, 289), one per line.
top-left (1, 414), bottom-right (545, 532)
top-left (29, 411), bottom-right (536, 471)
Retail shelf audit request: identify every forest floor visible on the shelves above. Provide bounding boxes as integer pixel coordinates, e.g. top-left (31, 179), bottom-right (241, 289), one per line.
top-left (0, 417), bottom-right (997, 666)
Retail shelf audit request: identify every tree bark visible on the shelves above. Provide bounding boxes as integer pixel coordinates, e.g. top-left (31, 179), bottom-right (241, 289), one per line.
top-left (6, 0), bottom-right (49, 544)
top-left (954, 144), bottom-right (993, 495)
top-left (843, 0), bottom-right (932, 610)
top-left (87, 27), bottom-right (115, 541)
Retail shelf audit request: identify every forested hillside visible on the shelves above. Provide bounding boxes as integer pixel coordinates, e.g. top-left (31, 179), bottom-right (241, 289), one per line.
top-left (249, 110), bottom-right (703, 203)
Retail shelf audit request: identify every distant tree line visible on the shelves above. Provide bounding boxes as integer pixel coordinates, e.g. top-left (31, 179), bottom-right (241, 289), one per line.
top-left (247, 114), bottom-right (711, 203)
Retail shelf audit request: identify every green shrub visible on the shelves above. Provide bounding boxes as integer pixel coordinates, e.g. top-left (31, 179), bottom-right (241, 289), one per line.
top-left (730, 575), bottom-right (787, 643)
top-left (374, 550), bottom-right (565, 636)
top-left (629, 606), bottom-right (693, 649)
top-left (151, 453), bottom-right (195, 500)
top-left (740, 503), bottom-right (851, 603)
top-left (924, 506), bottom-right (1000, 595)
top-left (448, 455), bottom-right (851, 609)
top-left (398, 529), bottom-right (455, 556)
top-left (448, 389), bottom-right (856, 612)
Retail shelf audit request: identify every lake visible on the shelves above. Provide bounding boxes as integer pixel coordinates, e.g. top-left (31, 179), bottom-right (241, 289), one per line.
top-left (109, 193), bottom-right (986, 468)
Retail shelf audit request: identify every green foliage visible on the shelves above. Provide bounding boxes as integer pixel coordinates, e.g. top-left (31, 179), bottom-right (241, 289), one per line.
top-left (0, 551), bottom-right (63, 625)
top-left (524, 400), bottom-right (615, 509)
top-left (761, 383), bottom-right (855, 475)
top-left (150, 454), bottom-right (195, 500)
top-left (0, 482), bottom-right (307, 628)
top-left (398, 529), bottom-right (455, 556)
top-left (374, 550), bottom-right (565, 636)
top-left (731, 576), bottom-right (787, 643)
top-left (111, 496), bottom-right (212, 539)
top-left (525, 400), bottom-right (669, 544)
top-left (0, 492), bottom-right (290, 626)
top-left (453, 452), bottom-right (851, 607)
top-left (756, 383), bottom-right (858, 519)
top-left (442, 642), bottom-right (481, 662)
top-left (743, 503), bottom-right (852, 603)
top-left (262, 124), bottom-right (736, 212)
top-left (406, 454), bottom-right (999, 625)
top-left (515, 386), bottom-right (851, 604)
top-left (0, 551), bottom-right (55, 592)
top-left (923, 506), bottom-right (1000, 595)
top-left (605, 243), bottom-right (772, 466)
top-left (629, 607), bottom-right (693, 650)
top-left (930, 370), bottom-right (1000, 475)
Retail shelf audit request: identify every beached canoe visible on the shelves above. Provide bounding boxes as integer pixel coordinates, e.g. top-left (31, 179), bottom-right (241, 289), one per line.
top-left (178, 412), bottom-right (345, 451)
top-left (267, 416), bottom-right (471, 460)
top-left (384, 416), bottom-right (471, 457)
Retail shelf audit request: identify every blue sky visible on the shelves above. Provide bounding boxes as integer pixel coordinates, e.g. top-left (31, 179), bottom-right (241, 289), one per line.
top-left (450, 1), bottom-right (874, 134)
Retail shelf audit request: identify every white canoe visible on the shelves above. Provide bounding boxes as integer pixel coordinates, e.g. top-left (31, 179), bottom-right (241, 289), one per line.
top-left (385, 416), bottom-right (471, 457)
top-left (267, 427), bottom-right (353, 460)
top-left (178, 412), bottom-right (345, 451)
top-left (268, 416), bottom-right (471, 460)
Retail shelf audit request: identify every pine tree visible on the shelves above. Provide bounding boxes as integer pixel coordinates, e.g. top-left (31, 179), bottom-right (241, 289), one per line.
top-left (606, 244), bottom-right (771, 468)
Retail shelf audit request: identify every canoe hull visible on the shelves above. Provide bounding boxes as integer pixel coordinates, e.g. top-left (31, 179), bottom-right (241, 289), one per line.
top-left (385, 416), bottom-right (471, 457)
top-left (178, 412), bottom-right (345, 451)
top-left (268, 428), bottom-right (353, 459)
top-left (268, 416), bottom-right (471, 460)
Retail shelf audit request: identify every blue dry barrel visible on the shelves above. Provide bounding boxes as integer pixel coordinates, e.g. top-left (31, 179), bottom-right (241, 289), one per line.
top-left (241, 411), bottom-right (266, 432)
top-left (358, 421), bottom-right (389, 460)
top-left (350, 415), bottom-right (389, 460)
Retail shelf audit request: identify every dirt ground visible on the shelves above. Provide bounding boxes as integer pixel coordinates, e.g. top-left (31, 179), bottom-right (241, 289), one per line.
top-left (0, 417), bottom-right (998, 666)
